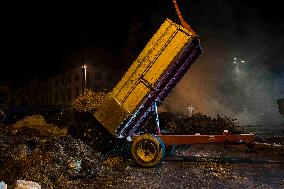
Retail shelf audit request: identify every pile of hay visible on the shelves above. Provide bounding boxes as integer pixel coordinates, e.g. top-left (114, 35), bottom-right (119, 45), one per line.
top-left (13, 115), bottom-right (67, 136)
top-left (72, 89), bottom-right (107, 113)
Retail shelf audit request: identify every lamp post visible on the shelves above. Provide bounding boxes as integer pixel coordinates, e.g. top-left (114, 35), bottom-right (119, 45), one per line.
top-left (233, 57), bottom-right (247, 113)
top-left (233, 57), bottom-right (245, 74)
top-left (82, 64), bottom-right (86, 94)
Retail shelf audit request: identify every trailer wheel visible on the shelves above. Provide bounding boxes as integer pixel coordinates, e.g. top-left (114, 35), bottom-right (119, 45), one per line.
top-left (131, 134), bottom-right (165, 167)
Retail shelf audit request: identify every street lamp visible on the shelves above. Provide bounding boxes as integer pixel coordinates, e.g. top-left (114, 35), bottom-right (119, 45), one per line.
top-left (233, 57), bottom-right (245, 73)
top-left (233, 57), bottom-right (247, 113)
top-left (82, 64), bottom-right (87, 94)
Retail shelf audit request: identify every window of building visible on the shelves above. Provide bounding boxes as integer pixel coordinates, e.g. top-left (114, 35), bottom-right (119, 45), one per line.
top-left (74, 73), bottom-right (79, 81)
top-left (60, 90), bottom-right (64, 103)
top-left (61, 78), bottom-right (65, 85)
top-left (75, 86), bottom-right (80, 97)
top-left (55, 91), bottom-right (59, 103)
top-left (94, 73), bottom-right (101, 80)
top-left (67, 88), bottom-right (72, 101)
top-left (54, 80), bottom-right (58, 87)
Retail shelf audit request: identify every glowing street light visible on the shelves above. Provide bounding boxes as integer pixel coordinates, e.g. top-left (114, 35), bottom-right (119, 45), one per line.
top-left (82, 64), bottom-right (87, 93)
top-left (233, 57), bottom-right (245, 73)
top-left (233, 57), bottom-right (247, 113)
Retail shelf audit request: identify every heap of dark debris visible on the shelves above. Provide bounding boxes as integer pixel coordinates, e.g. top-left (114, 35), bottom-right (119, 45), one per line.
top-left (158, 112), bottom-right (244, 135)
top-left (0, 125), bottom-right (131, 188)
top-left (0, 111), bottom-right (282, 188)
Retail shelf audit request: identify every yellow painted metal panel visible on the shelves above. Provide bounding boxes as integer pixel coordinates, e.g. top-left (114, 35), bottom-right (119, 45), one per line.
top-left (110, 20), bottom-right (173, 97)
top-left (110, 19), bottom-right (180, 104)
top-left (123, 82), bottom-right (150, 112)
top-left (143, 32), bottom-right (190, 84)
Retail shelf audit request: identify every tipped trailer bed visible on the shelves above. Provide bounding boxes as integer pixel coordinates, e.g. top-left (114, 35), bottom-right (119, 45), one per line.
top-left (91, 18), bottom-right (256, 167)
top-left (94, 18), bottom-right (202, 137)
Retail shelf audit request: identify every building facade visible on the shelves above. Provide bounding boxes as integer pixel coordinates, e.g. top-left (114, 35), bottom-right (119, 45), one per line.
top-left (49, 66), bottom-right (121, 107)
top-left (0, 82), bottom-right (12, 107)
top-left (26, 66), bottom-right (121, 108)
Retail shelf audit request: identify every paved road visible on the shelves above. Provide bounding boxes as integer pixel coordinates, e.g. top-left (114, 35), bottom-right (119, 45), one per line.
top-left (94, 144), bottom-right (284, 189)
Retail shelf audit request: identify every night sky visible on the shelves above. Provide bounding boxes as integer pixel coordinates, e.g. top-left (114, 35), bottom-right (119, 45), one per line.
top-left (1, 0), bottom-right (284, 125)
top-left (2, 0), bottom-right (283, 79)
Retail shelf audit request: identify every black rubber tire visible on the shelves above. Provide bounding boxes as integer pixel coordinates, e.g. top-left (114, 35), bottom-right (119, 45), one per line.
top-left (131, 134), bottom-right (165, 167)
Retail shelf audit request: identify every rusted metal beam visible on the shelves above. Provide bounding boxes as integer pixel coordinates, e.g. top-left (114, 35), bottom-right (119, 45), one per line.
top-left (158, 133), bottom-right (255, 145)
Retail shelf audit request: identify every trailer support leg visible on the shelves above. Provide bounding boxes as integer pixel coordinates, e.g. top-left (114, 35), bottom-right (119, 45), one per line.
top-left (153, 101), bottom-right (161, 135)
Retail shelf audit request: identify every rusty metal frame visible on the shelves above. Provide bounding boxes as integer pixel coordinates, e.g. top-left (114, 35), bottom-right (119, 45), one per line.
top-left (158, 131), bottom-right (255, 145)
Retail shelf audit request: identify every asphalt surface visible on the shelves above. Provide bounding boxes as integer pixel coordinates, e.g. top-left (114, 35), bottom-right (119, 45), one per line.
top-left (92, 144), bottom-right (284, 189)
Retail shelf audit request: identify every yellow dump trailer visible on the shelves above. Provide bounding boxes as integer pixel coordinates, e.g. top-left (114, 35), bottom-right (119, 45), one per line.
top-left (94, 18), bottom-right (202, 137)
top-left (79, 2), bottom-right (258, 168)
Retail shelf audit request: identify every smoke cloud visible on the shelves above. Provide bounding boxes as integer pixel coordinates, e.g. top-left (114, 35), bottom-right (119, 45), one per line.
top-left (160, 35), bottom-right (284, 127)
top-left (158, 0), bottom-right (284, 126)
